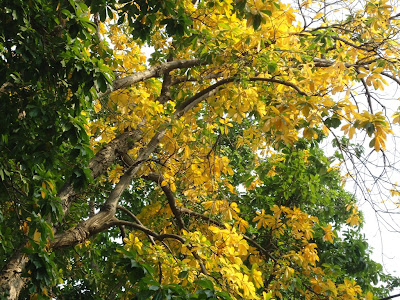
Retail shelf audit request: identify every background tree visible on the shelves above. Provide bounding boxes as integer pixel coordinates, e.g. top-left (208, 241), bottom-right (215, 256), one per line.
top-left (1, 0), bottom-right (400, 299)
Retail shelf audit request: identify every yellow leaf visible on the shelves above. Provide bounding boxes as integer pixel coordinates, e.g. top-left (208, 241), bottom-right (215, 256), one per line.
top-left (322, 124), bottom-right (329, 136)
top-left (374, 137), bottom-right (380, 152)
top-left (366, 291), bottom-right (374, 300)
top-left (203, 201), bottom-right (214, 210)
top-left (322, 224), bottom-right (335, 243)
top-left (33, 230), bottom-right (41, 244)
top-left (21, 221), bottom-right (29, 235)
top-left (46, 181), bottom-right (54, 191)
top-left (346, 214), bottom-right (360, 227)
top-left (349, 126), bottom-right (356, 139)
top-left (271, 106), bottom-right (280, 115)
top-left (236, 218), bottom-right (249, 233)
top-left (314, 12), bottom-right (324, 19)
top-left (94, 102), bottom-right (102, 113)
top-left (341, 123), bottom-right (351, 136)
top-left (42, 288), bottom-right (48, 297)
top-left (170, 182), bottom-right (177, 192)
top-left (356, 72), bottom-right (368, 79)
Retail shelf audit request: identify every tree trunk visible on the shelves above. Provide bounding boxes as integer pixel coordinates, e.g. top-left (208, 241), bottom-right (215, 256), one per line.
top-left (0, 249), bottom-right (29, 300)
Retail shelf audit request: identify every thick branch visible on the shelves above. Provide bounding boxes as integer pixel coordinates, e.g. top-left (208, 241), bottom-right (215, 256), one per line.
top-left (313, 57), bottom-right (377, 68)
top-left (102, 160), bottom-right (145, 213)
top-left (175, 78), bottom-right (234, 116)
top-left (57, 129), bottom-right (142, 215)
top-left (157, 58), bottom-right (174, 104)
top-left (175, 75), bottom-right (310, 117)
top-left (0, 247), bottom-right (29, 300)
top-left (142, 173), bottom-right (185, 230)
top-left (93, 13), bottom-right (102, 41)
top-left (113, 220), bottom-right (186, 243)
top-left (88, 130), bottom-right (143, 179)
top-left (112, 59), bottom-right (204, 92)
top-left (249, 77), bottom-right (309, 96)
top-left (100, 129), bottom-right (167, 213)
top-left (117, 205), bottom-right (156, 244)
top-left (51, 211), bottom-right (116, 249)
top-left (53, 131), bottom-right (165, 249)
top-left (171, 72), bottom-right (224, 86)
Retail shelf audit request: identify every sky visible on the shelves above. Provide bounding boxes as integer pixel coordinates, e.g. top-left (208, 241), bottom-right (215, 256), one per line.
top-left (354, 123), bottom-right (400, 292)
top-left (322, 86), bottom-right (400, 293)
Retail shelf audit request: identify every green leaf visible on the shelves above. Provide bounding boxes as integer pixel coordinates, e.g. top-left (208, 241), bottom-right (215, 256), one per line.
top-left (262, 10), bottom-right (272, 17)
top-left (324, 117), bottom-right (341, 128)
top-left (178, 270), bottom-right (189, 278)
top-left (253, 14), bottom-right (262, 30)
top-left (268, 62), bottom-right (277, 74)
top-left (95, 74), bottom-right (108, 93)
top-left (195, 279), bottom-right (214, 290)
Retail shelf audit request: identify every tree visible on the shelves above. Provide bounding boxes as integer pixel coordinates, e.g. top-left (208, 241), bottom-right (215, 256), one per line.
top-left (1, 0), bottom-right (400, 298)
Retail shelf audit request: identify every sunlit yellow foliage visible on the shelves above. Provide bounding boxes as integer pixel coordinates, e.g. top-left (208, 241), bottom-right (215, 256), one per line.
top-left (108, 164), bottom-right (124, 184)
top-left (346, 203), bottom-right (362, 227)
top-left (321, 224), bottom-right (335, 243)
top-left (83, 0), bottom-right (400, 298)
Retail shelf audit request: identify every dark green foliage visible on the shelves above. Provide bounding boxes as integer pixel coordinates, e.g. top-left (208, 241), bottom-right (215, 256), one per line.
top-left (0, 0), bottom-right (112, 293)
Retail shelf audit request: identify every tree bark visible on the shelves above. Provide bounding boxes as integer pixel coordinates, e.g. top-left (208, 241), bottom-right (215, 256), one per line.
top-left (59, 129), bottom-right (142, 215)
top-left (51, 211), bottom-right (116, 249)
top-left (0, 248), bottom-right (29, 299)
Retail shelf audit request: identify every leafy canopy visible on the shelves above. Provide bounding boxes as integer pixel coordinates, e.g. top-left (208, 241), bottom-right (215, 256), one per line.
top-left (1, 0), bottom-right (400, 299)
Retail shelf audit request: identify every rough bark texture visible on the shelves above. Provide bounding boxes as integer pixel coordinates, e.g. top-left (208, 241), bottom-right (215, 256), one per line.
top-left (51, 211), bottom-right (116, 249)
top-left (88, 130), bottom-right (143, 179)
top-left (51, 131), bottom-right (167, 249)
top-left (0, 249), bottom-right (29, 299)
top-left (112, 59), bottom-right (203, 91)
top-left (58, 129), bottom-right (143, 215)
